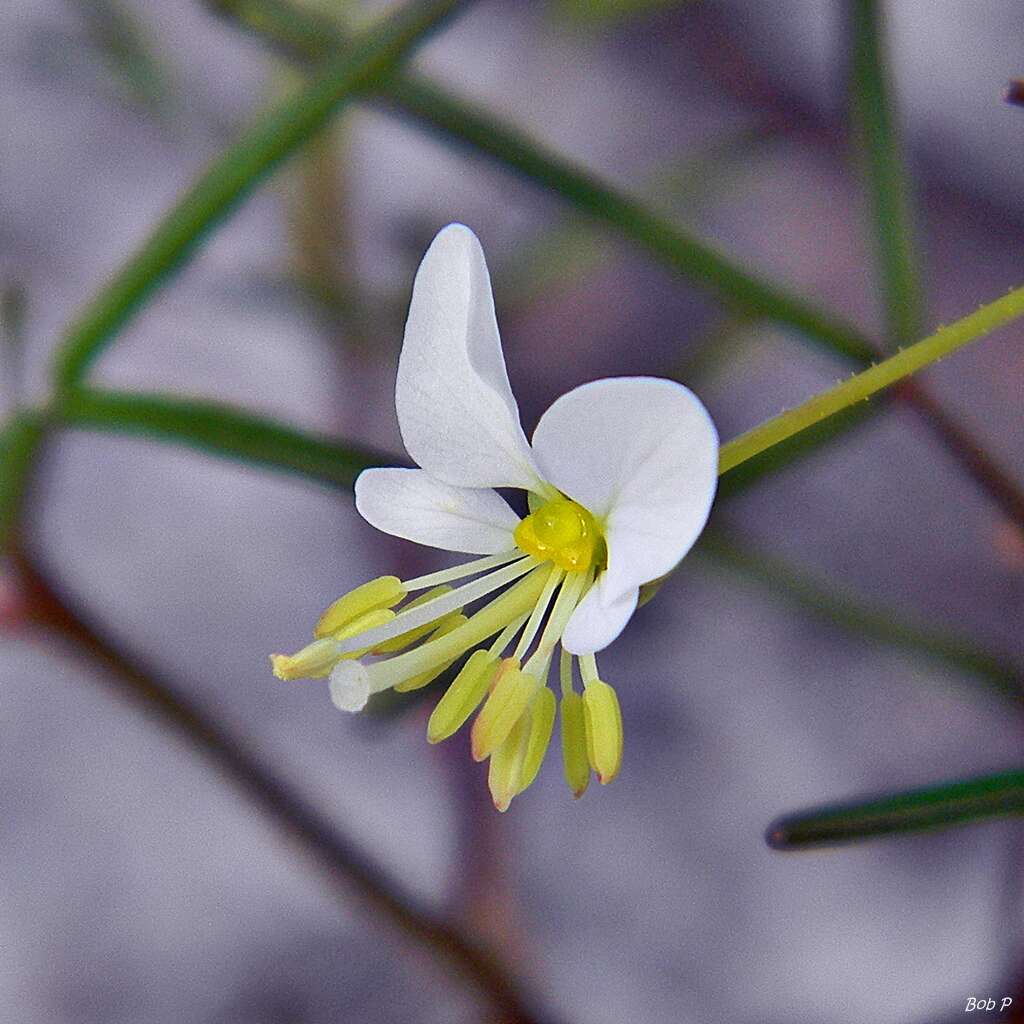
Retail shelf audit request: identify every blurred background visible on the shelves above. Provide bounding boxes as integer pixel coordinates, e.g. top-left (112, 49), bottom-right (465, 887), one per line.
top-left (2, 1), bottom-right (1024, 1022)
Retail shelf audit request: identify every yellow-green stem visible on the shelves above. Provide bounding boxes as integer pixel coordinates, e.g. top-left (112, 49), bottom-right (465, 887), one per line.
top-left (719, 286), bottom-right (1024, 476)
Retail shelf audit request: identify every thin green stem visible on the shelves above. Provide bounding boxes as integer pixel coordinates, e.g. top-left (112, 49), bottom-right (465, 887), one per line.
top-left (848, 0), bottom-right (924, 348)
top-left (767, 770), bottom-right (1024, 848)
top-left (53, 0), bottom-right (468, 389)
top-left (0, 412), bottom-right (47, 554)
top-left (57, 387), bottom-right (389, 489)
top-left (718, 286), bottom-right (1024, 476)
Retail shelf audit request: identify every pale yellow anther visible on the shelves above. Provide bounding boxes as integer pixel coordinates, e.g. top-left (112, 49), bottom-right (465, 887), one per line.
top-left (335, 607), bottom-right (396, 646)
top-left (559, 691), bottom-right (590, 797)
top-left (514, 497), bottom-right (603, 573)
top-left (373, 585), bottom-right (456, 654)
top-left (582, 680), bottom-right (623, 784)
top-left (393, 614), bottom-right (469, 692)
top-left (270, 638), bottom-right (341, 681)
top-left (518, 688), bottom-right (556, 795)
top-left (470, 659), bottom-right (542, 762)
top-left (271, 608), bottom-right (395, 680)
top-left (427, 649), bottom-right (498, 744)
top-left (488, 710), bottom-right (531, 812)
top-left (314, 576), bottom-right (406, 638)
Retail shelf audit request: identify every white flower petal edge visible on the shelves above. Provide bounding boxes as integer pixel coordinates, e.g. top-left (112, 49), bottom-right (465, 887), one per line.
top-left (532, 375), bottom-right (718, 613)
top-left (561, 580), bottom-right (639, 656)
top-left (355, 467), bottom-right (520, 554)
top-left (396, 223), bottom-right (544, 493)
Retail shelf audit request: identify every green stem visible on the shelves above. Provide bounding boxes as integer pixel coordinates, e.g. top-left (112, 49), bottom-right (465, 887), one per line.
top-left (767, 770), bottom-right (1024, 848)
top-left (53, 0), bottom-right (468, 389)
top-left (848, 0), bottom-right (923, 347)
top-left (57, 387), bottom-right (387, 489)
top-left (718, 286), bottom-right (1024, 476)
top-left (0, 412), bottom-right (47, 554)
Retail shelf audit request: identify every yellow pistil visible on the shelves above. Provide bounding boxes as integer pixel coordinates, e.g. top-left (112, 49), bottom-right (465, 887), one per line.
top-left (513, 497), bottom-right (604, 573)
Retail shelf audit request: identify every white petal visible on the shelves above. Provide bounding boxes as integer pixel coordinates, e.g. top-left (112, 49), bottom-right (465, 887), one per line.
top-left (561, 579), bottom-right (638, 655)
top-left (396, 224), bottom-right (543, 491)
top-left (532, 377), bottom-right (718, 602)
top-left (355, 468), bottom-right (519, 554)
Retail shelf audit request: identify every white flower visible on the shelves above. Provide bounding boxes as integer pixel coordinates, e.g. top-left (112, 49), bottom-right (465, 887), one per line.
top-left (271, 224), bottom-right (718, 810)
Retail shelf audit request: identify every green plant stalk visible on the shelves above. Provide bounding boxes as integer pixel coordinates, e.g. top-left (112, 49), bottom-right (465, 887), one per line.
top-left (848, 0), bottom-right (923, 347)
top-left (58, 388), bottom-right (387, 489)
top-left (718, 285), bottom-right (1024, 475)
top-left (767, 770), bottom-right (1024, 848)
top-left (715, 401), bottom-right (880, 499)
top-left (0, 413), bottom-right (47, 554)
top-left (70, 0), bottom-right (175, 118)
top-left (492, 130), bottom-right (777, 316)
top-left (208, 0), bottom-right (876, 363)
top-left (53, 0), bottom-right (468, 389)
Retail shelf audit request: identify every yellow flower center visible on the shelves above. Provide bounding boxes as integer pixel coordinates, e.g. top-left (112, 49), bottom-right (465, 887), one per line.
top-left (513, 497), bottom-right (604, 573)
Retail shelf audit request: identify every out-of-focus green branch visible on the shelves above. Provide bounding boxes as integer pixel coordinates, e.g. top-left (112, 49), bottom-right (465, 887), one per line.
top-left (767, 770), bottom-right (1024, 848)
top-left (0, 413), bottom-right (47, 553)
top-left (848, 0), bottom-right (924, 349)
top-left (69, 0), bottom-right (175, 118)
top-left (57, 387), bottom-right (389, 488)
top-left (53, 0), bottom-right (468, 390)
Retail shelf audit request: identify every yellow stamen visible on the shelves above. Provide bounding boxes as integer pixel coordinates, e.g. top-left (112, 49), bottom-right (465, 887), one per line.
top-left (271, 607), bottom-right (395, 680)
top-left (270, 639), bottom-right (340, 681)
top-left (314, 576), bottom-right (405, 638)
top-left (427, 648), bottom-right (499, 744)
top-left (582, 680), bottom-right (623, 784)
top-left (512, 564), bottom-right (564, 662)
top-left (560, 690), bottom-right (591, 797)
top-left (488, 710), bottom-right (532, 812)
top-left (518, 687), bottom-right (556, 794)
top-left (393, 614), bottom-right (468, 692)
top-left (470, 659), bottom-right (541, 762)
top-left (373, 585), bottom-right (458, 654)
top-left (361, 566), bottom-right (548, 693)
top-left (514, 497), bottom-right (604, 573)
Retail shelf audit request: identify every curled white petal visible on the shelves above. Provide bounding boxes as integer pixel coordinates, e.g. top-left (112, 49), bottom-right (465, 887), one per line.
top-left (532, 377), bottom-right (718, 602)
top-left (355, 468), bottom-right (519, 554)
top-left (561, 579), bottom-right (638, 655)
top-left (396, 224), bottom-right (543, 492)
top-left (329, 661), bottom-right (370, 713)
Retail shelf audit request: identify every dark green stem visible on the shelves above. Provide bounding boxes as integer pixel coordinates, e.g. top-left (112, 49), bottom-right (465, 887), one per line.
top-left (768, 770), bottom-right (1024, 848)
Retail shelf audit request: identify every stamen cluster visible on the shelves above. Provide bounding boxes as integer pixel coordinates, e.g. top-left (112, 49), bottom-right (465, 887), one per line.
top-left (271, 540), bottom-right (622, 810)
